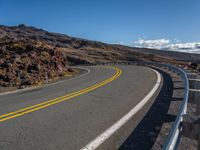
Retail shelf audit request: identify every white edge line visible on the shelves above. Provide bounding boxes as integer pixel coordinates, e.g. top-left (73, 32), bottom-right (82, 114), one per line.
top-left (80, 67), bottom-right (162, 150)
top-left (0, 67), bottom-right (90, 96)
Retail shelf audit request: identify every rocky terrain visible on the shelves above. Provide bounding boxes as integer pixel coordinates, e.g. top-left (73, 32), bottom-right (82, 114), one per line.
top-left (0, 24), bottom-right (200, 89)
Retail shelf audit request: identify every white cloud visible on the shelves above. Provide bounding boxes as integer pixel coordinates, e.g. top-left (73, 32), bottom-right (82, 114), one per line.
top-left (134, 38), bottom-right (200, 54)
top-left (134, 39), bottom-right (170, 49)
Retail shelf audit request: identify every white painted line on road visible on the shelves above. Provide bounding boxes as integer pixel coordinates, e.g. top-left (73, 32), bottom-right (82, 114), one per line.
top-left (80, 68), bottom-right (162, 150)
top-left (0, 67), bottom-right (90, 96)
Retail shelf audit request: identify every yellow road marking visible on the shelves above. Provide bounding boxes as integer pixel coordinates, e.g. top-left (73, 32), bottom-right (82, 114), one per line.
top-left (0, 67), bottom-right (122, 122)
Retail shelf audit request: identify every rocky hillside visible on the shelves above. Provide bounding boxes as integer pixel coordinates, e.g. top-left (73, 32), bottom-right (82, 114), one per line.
top-left (0, 24), bottom-right (199, 88)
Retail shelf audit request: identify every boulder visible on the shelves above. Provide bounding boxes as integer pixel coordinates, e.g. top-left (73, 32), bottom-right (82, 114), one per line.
top-left (4, 72), bottom-right (15, 82)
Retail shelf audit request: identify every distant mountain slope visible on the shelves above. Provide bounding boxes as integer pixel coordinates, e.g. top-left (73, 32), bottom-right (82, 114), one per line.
top-left (132, 47), bottom-right (200, 62)
top-left (113, 44), bottom-right (200, 62)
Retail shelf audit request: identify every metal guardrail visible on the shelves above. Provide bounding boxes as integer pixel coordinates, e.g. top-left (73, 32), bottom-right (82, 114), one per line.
top-left (152, 63), bottom-right (189, 150)
top-left (88, 61), bottom-right (189, 149)
top-left (133, 62), bottom-right (189, 149)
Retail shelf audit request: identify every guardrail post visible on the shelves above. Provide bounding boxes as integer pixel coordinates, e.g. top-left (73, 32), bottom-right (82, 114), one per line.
top-left (188, 74), bottom-right (200, 150)
top-left (189, 79), bottom-right (200, 89)
top-left (182, 114), bottom-right (199, 140)
top-left (189, 90), bottom-right (200, 105)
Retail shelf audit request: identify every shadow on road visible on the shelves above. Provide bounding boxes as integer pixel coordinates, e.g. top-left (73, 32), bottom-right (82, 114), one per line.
top-left (119, 69), bottom-right (175, 150)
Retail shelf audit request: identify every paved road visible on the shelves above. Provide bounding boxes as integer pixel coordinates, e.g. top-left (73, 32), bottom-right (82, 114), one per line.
top-left (0, 65), bottom-right (160, 150)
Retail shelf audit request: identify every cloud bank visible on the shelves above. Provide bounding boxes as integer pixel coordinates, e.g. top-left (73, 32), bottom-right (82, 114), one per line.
top-left (134, 38), bottom-right (200, 54)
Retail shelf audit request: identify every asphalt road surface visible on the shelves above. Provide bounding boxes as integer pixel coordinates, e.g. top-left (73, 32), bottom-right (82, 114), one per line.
top-left (0, 65), bottom-right (160, 150)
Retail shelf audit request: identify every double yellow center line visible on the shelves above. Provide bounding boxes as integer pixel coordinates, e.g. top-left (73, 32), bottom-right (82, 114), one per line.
top-left (0, 67), bottom-right (122, 123)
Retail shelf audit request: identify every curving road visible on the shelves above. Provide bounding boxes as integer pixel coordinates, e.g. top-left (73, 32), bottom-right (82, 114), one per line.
top-left (0, 65), bottom-right (161, 150)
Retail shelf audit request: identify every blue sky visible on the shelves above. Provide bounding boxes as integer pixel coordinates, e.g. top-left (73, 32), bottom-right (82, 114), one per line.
top-left (1, 0), bottom-right (200, 53)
